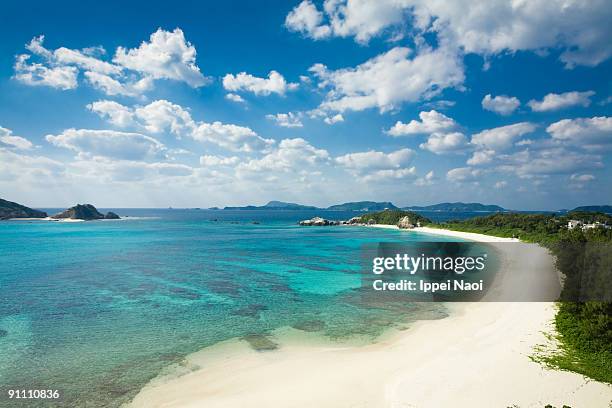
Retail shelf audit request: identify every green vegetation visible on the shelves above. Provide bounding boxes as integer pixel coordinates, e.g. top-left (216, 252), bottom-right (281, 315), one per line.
top-left (359, 209), bottom-right (431, 226)
top-left (437, 211), bottom-right (612, 383)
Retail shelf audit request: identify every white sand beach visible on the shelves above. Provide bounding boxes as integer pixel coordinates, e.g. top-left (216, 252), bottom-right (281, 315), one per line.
top-left (128, 227), bottom-right (612, 408)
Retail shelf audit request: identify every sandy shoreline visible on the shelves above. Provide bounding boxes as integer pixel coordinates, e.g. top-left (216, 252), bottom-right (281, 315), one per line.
top-left (128, 227), bottom-right (611, 408)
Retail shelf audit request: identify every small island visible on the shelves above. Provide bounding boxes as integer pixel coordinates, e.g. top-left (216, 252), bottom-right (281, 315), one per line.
top-left (52, 204), bottom-right (120, 221)
top-left (0, 198), bottom-right (47, 220)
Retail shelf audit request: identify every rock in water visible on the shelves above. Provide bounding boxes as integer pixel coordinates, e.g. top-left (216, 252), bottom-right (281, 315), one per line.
top-left (104, 212), bottom-right (120, 219)
top-left (397, 216), bottom-right (414, 229)
top-left (0, 198), bottom-right (47, 220)
top-left (298, 217), bottom-right (340, 226)
top-left (52, 204), bottom-right (105, 220)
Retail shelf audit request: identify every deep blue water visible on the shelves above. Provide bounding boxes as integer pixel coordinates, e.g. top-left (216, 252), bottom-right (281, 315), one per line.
top-left (0, 209), bottom-right (468, 407)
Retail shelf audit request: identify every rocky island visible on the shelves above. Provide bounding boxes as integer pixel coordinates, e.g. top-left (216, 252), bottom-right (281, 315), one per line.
top-left (52, 204), bottom-right (120, 221)
top-left (0, 198), bottom-right (47, 220)
top-left (299, 210), bottom-right (430, 229)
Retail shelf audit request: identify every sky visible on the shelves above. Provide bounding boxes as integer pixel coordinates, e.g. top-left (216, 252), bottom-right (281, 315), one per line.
top-left (0, 0), bottom-right (611, 210)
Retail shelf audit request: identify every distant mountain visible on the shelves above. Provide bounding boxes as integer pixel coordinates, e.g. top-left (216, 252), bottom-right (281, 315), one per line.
top-left (571, 205), bottom-right (612, 214)
top-left (0, 198), bottom-right (47, 220)
top-left (224, 201), bottom-right (319, 210)
top-left (326, 201), bottom-right (398, 211)
top-left (403, 202), bottom-right (506, 212)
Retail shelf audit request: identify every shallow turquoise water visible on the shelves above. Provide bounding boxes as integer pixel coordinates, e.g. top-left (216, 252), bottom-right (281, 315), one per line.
top-left (0, 210), bottom-right (461, 407)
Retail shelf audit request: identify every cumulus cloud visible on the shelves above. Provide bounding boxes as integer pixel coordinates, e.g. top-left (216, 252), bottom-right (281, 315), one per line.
top-left (287, 1), bottom-right (612, 68)
top-left (13, 54), bottom-right (78, 90)
top-left (497, 147), bottom-right (602, 178)
top-left (200, 155), bottom-right (240, 167)
top-left (0, 126), bottom-right (34, 150)
top-left (335, 148), bottom-right (414, 170)
top-left (546, 116), bottom-right (612, 147)
top-left (335, 148), bottom-right (417, 182)
top-left (324, 114), bottom-right (344, 125)
top-left (266, 112), bottom-right (303, 128)
top-left (419, 132), bottom-right (469, 154)
top-left (222, 71), bottom-right (298, 96)
top-left (446, 167), bottom-right (482, 182)
top-left (528, 91), bottom-right (596, 112)
top-left (225, 93), bottom-right (245, 103)
top-left (471, 122), bottom-right (536, 151)
top-left (286, 1), bottom-right (612, 67)
top-left (312, 46), bottom-right (464, 113)
top-left (481, 94), bottom-right (520, 115)
top-left (89, 99), bottom-right (274, 153)
top-left (113, 28), bottom-right (208, 87)
top-left (237, 138), bottom-right (329, 174)
top-left (285, 0), bottom-right (332, 40)
top-left (387, 110), bottom-right (457, 136)
top-left (14, 28), bottom-right (207, 95)
top-left (467, 149), bottom-right (496, 166)
top-left (414, 170), bottom-right (435, 186)
top-left (45, 129), bottom-right (166, 160)
top-left (87, 100), bottom-right (136, 127)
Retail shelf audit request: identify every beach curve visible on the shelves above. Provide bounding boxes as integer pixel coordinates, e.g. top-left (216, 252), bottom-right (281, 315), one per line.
top-left (126, 227), bottom-right (612, 408)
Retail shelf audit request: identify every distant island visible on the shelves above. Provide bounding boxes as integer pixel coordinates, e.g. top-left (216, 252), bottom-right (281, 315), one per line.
top-left (0, 198), bottom-right (47, 220)
top-left (403, 202), bottom-right (506, 212)
top-left (222, 200), bottom-right (507, 212)
top-left (571, 205), bottom-right (612, 214)
top-left (326, 201), bottom-right (397, 211)
top-left (0, 198), bottom-right (120, 221)
top-left (52, 204), bottom-right (120, 221)
top-left (224, 200), bottom-right (397, 211)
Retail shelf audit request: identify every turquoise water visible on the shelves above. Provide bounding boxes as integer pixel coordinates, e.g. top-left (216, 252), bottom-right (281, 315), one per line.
top-left (0, 210), bottom-right (460, 407)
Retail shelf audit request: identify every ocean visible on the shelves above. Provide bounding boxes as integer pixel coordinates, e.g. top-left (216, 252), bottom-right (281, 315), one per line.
top-left (0, 209), bottom-right (479, 407)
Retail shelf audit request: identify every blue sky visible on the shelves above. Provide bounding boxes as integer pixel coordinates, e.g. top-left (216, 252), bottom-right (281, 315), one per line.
top-left (0, 0), bottom-right (611, 210)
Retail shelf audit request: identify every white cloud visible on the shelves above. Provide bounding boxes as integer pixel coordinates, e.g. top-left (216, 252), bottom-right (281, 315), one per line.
top-left (14, 29), bottom-right (207, 95)
top-left (87, 100), bottom-right (135, 127)
top-left (113, 28), bottom-right (208, 87)
top-left (471, 122), bottom-right (536, 151)
top-left (84, 71), bottom-right (153, 97)
top-left (200, 155), bottom-right (240, 167)
top-left (528, 91), bottom-right (596, 112)
top-left (312, 46), bottom-right (464, 113)
top-left (90, 99), bottom-right (274, 153)
top-left (238, 138), bottom-right (329, 174)
top-left (446, 167), bottom-right (482, 182)
top-left (387, 110), bottom-right (457, 136)
top-left (494, 180), bottom-right (507, 189)
top-left (570, 173), bottom-right (595, 182)
top-left (498, 147), bottom-right (602, 177)
top-left (414, 170), bottom-right (435, 186)
top-left (335, 148), bottom-right (414, 171)
top-left (45, 129), bottom-right (166, 160)
top-left (286, 1), bottom-right (612, 67)
top-left (225, 93), bottom-right (245, 103)
top-left (285, 0), bottom-right (407, 44)
top-left (13, 54), bottom-right (78, 90)
top-left (0, 126), bottom-right (33, 150)
top-left (467, 149), bottom-right (495, 166)
top-left (419, 132), bottom-right (468, 154)
top-left (324, 114), bottom-right (344, 125)
top-left (546, 116), bottom-right (612, 147)
top-left (481, 94), bottom-right (520, 115)
top-left (222, 71), bottom-right (297, 96)
top-left (285, 0), bottom-right (332, 40)
top-left (362, 167), bottom-right (417, 182)
top-left (266, 112), bottom-right (303, 128)
top-left (133, 100), bottom-right (194, 135)
top-left (191, 122), bottom-right (274, 153)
